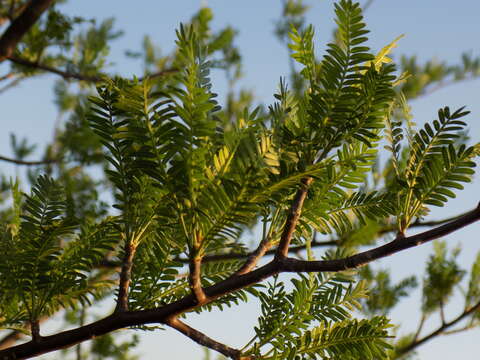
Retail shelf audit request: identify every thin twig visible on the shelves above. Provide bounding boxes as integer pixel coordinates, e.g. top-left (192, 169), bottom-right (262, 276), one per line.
top-left (417, 76), bottom-right (480, 99)
top-left (0, 72), bottom-right (14, 81)
top-left (362, 0), bottom-right (375, 12)
top-left (98, 239), bottom-right (339, 269)
top-left (413, 314), bottom-right (426, 341)
top-left (140, 68), bottom-right (178, 81)
top-left (8, 55), bottom-right (178, 82)
top-left (189, 256), bottom-right (208, 304)
top-left (376, 212), bottom-right (467, 235)
top-left (440, 300), bottom-right (446, 325)
top-left (0, 155), bottom-right (58, 166)
top-left (98, 208), bottom-right (466, 269)
top-left (115, 242), bottom-right (137, 312)
top-left (275, 177), bottom-right (313, 259)
top-left (442, 324), bottom-right (476, 335)
top-left (165, 317), bottom-right (242, 359)
top-left (235, 235), bottom-right (273, 275)
top-left (397, 299), bottom-right (480, 356)
top-left (8, 56), bottom-right (101, 82)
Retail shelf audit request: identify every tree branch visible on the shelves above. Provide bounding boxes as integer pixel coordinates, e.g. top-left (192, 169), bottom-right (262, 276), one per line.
top-left (378, 212), bottom-right (468, 235)
top-left (98, 239), bottom-right (338, 269)
top-left (275, 177), bottom-right (313, 259)
top-left (0, 154), bottom-right (58, 166)
top-left (99, 207), bottom-right (467, 269)
top-left (281, 202), bottom-right (480, 272)
top-left (1, 202), bottom-right (479, 359)
top-left (189, 256), bottom-right (208, 304)
top-left (396, 299), bottom-right (480, 356)
top-left (0, 75), bottom-right (24, 94)
top-left (416, 76), bottom-right (480, 99)
top-left (235, 236), bottom-right (273, 276)
top-left (115, 242), bottom-right (137, 312)
top-left (7, 55), bottom-right (102, 82)
top-left (0, 72), bottom-right (14, 82)
top-left (7, 55), bottom-right (178, 82)
top-left (165, 317), bottom-right (242, 359)
top-left (0, 1), bottom-right (29, 26)
top-left (413, 314), bottom-right (426, 342)
top-left (0, 0), bottom-right (56, 61)
top-left (94, 209), bottom-right (475, 270)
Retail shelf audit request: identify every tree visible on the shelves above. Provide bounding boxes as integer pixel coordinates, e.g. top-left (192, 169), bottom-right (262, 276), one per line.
top-left (0, 0), bottom-right (479, 359)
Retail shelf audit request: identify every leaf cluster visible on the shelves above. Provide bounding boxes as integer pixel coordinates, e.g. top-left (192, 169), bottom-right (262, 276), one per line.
top-left (0, 176), bottom-right (116, 332)
top-left (245, 270), bottom-right (391, 359)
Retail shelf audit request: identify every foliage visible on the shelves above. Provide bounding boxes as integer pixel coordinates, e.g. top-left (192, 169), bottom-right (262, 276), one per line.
top-left (0, 0), bottom-right (479, 359)
top-left (359, 265), bottom-right (417, 316)
top-left (421, 241), bottom-right (465, 314)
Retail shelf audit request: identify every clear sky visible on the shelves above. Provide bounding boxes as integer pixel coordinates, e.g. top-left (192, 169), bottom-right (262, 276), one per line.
top-left (1, 1), bottom-right (480, 359)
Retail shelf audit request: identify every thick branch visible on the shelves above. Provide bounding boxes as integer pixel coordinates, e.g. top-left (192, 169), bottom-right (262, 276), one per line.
top-left (165, 317), bottom-right (241, 359)
top-left (115, 242), bottom-right (137, 312)
top-left (0, 0), bottom-right (55, 61)
top-left (275, 177), bottom-right (313, 259)
top-left (1, 203), bottom-right (479, 359)
top-left (396, 300), bottom-right (480, 356)
top-left (175, 208), bottom-right (463, 264)
top-left (0, 2), bottom-right (29, 26)
top-left (30, 321), bottom-right (40, 343)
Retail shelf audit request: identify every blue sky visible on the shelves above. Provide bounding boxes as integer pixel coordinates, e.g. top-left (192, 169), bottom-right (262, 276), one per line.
top-left (1, 1), bottom-right (480, 359)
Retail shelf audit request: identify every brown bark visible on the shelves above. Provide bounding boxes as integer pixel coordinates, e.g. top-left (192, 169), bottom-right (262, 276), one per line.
top-left (115, 242), bottom-right (137, 312)
top-left (166, 317), bottom-right (241, 359)
top-left (189, 256), bottom-right (208, 304)
top-left (0, 0), bottom-right (56, 61)
top-left (275, 177), bottom-right (313, 259)
top-left (235, 237), bottom-right (273, 276)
